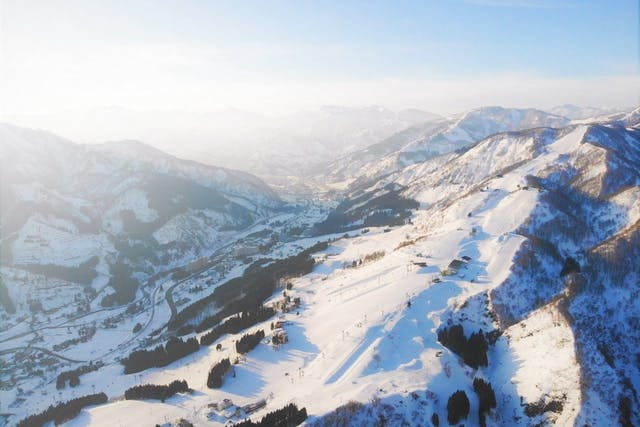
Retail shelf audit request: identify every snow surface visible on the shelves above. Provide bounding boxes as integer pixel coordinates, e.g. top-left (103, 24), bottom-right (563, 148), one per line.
top-left (11, 216), bottom-right (114, 267)
top-left (60, 144), bottom-right (557, 426)
top-left (2, 118), bottom-right (638, 426)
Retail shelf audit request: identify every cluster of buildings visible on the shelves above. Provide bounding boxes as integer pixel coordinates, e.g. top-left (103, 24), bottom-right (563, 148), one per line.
top-left (208, 397), bottom-right (267, 420)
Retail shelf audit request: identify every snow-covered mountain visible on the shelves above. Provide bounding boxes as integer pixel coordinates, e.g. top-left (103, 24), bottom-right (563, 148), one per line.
top-left (305, 112), bottom-right (640, 425)
top-left (324, 106), bottom-right (570, 187)
top-left (549, 104), bottom-right (626, 120)
top-left (1, 107), bottom-right (638, 427)
top-left (0, 123), bottom-right (285, 307)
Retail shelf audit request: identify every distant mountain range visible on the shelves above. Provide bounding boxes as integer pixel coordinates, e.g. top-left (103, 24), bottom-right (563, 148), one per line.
top-left (4, 104), bottom-right (631, 192)
top-left (323, 106), bottom-right (571, 187)
top-left (188, 106), bottom-right (442, 189)
top-left (548, 104), bottom-right (625, 120)
top-left (2, 106), bottom-right (441, 191)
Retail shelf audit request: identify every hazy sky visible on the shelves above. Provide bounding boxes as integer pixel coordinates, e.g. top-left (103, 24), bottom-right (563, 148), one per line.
top-left (1, 0), bottom-right (638, 116)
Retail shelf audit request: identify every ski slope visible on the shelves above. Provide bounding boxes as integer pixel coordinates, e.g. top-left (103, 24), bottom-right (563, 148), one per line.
top-left (63, 143), bottom-right (565, 426)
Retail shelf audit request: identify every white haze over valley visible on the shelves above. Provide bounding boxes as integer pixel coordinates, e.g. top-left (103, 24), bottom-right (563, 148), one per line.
top-left (1, 104), bottom-right (632, 185)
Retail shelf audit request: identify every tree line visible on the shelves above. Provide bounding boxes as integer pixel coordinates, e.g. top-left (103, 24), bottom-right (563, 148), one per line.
top-left (207, 358), bottom-right (231, 389)
top-left (168, 241), bottom-right (328, 331)
top-left (474, 378), bottom-right (497, 427)
top-left (121, 336), bottom-right (199, 374)
top-left (124, 380), bottom-right (190, 402)
top-left (236, 330), bottom-right (265, 354)
top-left (232, 403), bottom-right (308, 427)
top-left (17, 392), bottom-right (108, 427)
top-left (123, 242), bottom-right (327, 376)
top-left (313, 188), bottom-right (419, 234)
top-left (200, 307), bottom-right (274, 346)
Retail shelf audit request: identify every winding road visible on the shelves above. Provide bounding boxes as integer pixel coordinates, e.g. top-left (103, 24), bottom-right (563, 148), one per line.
top-left (0, 345), bottom-right (86, 363)
top-left (0, 208), bottom-right (310, 366)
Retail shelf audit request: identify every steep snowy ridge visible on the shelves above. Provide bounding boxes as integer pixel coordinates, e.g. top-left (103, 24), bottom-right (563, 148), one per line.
top-left (477, 123), bottom-right (639, 425)
top-left (325, 106), bottom-right (570, 187)
top-left (619, 106), bottom-right (640, 127)
top-left (307, 119), bottom-right (639, 426)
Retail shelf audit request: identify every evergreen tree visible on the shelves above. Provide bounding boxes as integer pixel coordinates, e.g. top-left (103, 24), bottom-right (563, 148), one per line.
top-left (437, 324), bottom-right (490, 369)
top-left (473, 378), bottom-right (496, 427)
top-left (431, 412), bottom-right (439, 426)
top-left (466, 330), bottom-right (489, 368)
top-left (447, 390), bottom-right (470, 425)
top-left (207, 358), bottom-right (231, 389)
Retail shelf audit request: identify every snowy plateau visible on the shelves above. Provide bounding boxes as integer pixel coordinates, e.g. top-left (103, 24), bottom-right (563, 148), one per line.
top-left (0, 106), bottom-right (639, 427)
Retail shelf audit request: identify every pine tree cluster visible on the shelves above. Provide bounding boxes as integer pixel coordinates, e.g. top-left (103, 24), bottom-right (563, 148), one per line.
top-left (17, 393), bottom-right (108, 427)
top-left (473, 378), bottom-right (497, 427)
top-left (200, 307), bottom-right (274, 346)
top-left (207, 358), bottom-right (231, 389)
top-left (232, 403), bottom-right (308, 427)
top-left (124, 380), bottom-right (190, 402)
top-left (121, 336), bottom-right (199, 374)
top-left (56, 363), bottom-right (102, 389)
top-left (168, 242), bottom-right (327, 331)
top-left (560, 256), bottom-right (581, 277)
top-left (235, 330), bottom-right (265, 354)
top-left (446, 390), bottom-right (470, 425)
top-left (437, 324), bottom-right (489, 369)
